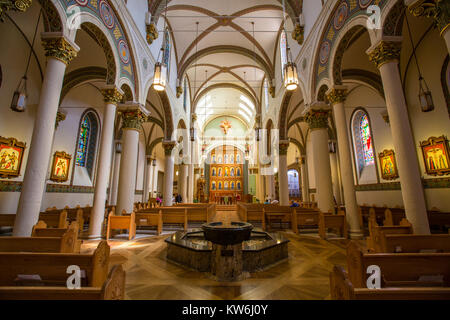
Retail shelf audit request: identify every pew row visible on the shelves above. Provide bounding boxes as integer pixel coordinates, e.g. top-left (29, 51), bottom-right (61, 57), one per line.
top-left (106, 211), bottom-right (136, 241)
top-left (330, 265), bottom-right (450, 300)
top-left (0, 223), bottom-right (79, 253)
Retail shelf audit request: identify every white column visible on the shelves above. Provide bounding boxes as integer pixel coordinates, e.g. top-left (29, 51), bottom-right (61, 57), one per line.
top-left (88, 87), bottom-right (123, 238)
top-left (368, 39), bottom-right (430, 234)
top-left (278, 140), bottom-right (290, 206)
top-left (300, 157), bottom-right (309, 203)
top-left (328, 87), bottom-right (363, 238)
top-left (305, 106), bottom-right (334, 214)
top-left (109, 142), bottom-right (121, 205)
top-left (163, 141), bottom-right (176, 206)
top-left (116, 108), bottom-right (146, 214)
top-left (179, 164), bottom-right (188, 203)
top-left (150, 160), bottom-right (156, 198)
top-left (14, 36), bottom-right (78, 236)
top-left (143, 156), bottom-right (152, 202)
top-left (329, 151), bottom-right (342, 206)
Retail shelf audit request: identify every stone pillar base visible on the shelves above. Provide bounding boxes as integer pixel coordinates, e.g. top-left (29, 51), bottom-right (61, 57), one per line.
top-left (210, 243), bottom-right (248, 281)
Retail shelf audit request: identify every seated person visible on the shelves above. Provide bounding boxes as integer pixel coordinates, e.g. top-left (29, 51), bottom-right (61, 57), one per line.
top-left (290, 200), bottom-right (300, 207)
top-left (264, 199), bottom-right (271, 204)
top-left (271, 199), bottom-right (279, 205)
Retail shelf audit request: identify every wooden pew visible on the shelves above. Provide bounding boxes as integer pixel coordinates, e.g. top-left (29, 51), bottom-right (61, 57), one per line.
top-left (330, 265), bottom-right (450, 300)
top-left (318, 211), bottom-right (347, 239)
top-left (39, 210), bottom-right (68, 229)
top-left (133, 210), bottom-right (163, 235)
top-left (106, 211), bottom-right (136, 241)
top-left (0, 264), bottom-right (125, 300)
top-left (0, 223), bottom-right (79, 253)
top-left (32, 221), bottom-right (82, 253)
top-left (346, 241), bottom-right (450, 288)
top-left (263, 206), bottom-right (292, 231)
top-left (378, 234), bottom-right (450, 253)
top-left (0, 214), bottom-right (15, 228)
top-left (366, 209), bottom-right (412, 252)
top-left (291, 208), bottom-right (320, 234)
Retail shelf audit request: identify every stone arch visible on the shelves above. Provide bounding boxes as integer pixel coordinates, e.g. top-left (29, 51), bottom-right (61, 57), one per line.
top-left (317, 84), bottom-right (329, 103)
top-left (147, 137), bottom-right (164, 156)
top-left (79, 20), bottom-right (118, 85)
top-left (38, 0), bottom-right (63, 32)
top-left (60, 67), bottom-right (107, 105)
top-left (278, 91), bottom-right (294, 141)
top-left (382, 0), bottom-right (406, 37)
top-left (155, 91), bottom-right (174, 140)
top-left (120, 83), bottom-right (134, 102)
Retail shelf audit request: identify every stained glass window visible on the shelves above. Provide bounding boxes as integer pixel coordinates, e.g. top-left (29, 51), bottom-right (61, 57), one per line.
top-left (163, 29), bottom-right (171, 72)
top-left (359, 114), bottom-right (374, 165)
top-left (76, 117), bottom-right (91, 167)
top-left (280, 30), bottom-right (288, 77)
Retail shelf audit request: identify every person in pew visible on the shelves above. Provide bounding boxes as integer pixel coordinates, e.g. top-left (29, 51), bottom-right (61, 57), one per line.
top-left (175, 193), bottom-right (182, 204)
top-left (290, 200), bottom-right (300, 208)
top-left (271, 199), bottom-right (279, 205)
top-left (264, 199), bottom-right (271, 204)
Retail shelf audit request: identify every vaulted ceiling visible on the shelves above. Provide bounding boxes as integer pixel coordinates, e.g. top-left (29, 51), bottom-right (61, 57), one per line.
top-left (153, 0), bottom-right (302, 128)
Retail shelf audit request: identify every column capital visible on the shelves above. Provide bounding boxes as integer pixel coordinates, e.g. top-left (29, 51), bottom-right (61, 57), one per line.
top-left (304, 102), bottom-right (331, 130)
top-left (41, 34), bottom-right (79, 65)
top-left (292, 23), bottom-right (305, 45)
top-left (279, 140), bottom-right (290, 155)
top-left (409, 0), bottom-right (450, 36)
top-left (191, 113), bottom-right (197, 123)
top-left (118, 103), bottom-right (149, 131)
top-left (101, 86), bottom-right (124, 105)
top-left (146, 22), bottom-right (159, 45)
top-left (367, 38), bottom-right (402, 69)
top-left (55, 111), bottom-right (66, 129)
top-left (162, 140), bottom-right (177, 156)
top-left (326, 86), bottom-right (348, 105)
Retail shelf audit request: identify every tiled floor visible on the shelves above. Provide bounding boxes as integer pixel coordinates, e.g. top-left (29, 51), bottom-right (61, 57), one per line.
top-left (81, 209), bottom-right (351, 300)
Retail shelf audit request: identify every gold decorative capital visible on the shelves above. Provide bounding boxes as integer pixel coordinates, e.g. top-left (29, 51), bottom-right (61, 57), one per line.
top-left (120, 109), bottom-right (147, 130)
top-left (305, 109), bottom-right (330, 130)
top-left (146, 23), bottom-right (159, 45)
top-left (55, 111), bottom-right (66, 130)
top-left (368, 41), bottom-right (401, 69)
top-left (409, 0), bottom-right (450, 36)
top-left (326, 88), bottom-right (347, 105)
top-left (292, 24), bottom-right (305, 45)
top-left (42, 37), bottom-right (78, 65)
top-left (101, 87), bottom-right (124, 105)
top-left (279, 140), bottom-right (290, 156)
top-left (162, 140), bottom-right (177, 156)
top-left (176, 86), bottom-right (183, 98)
top-left (269, 86), bottom-right (275, 98)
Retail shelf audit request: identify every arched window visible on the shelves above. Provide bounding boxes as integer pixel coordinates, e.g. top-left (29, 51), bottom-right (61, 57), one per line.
top-left (352, 109), bottom-right (377, 183)
top-left (280, 30), bottom-right (288, 78)
top-left (75, 111), bottom-right (99, 179)
top-left (288, 169), bottom-right (300, 198)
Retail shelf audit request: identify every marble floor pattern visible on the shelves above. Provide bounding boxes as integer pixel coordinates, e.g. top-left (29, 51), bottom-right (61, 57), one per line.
top-left (81, 209), bottom-right (351, 300)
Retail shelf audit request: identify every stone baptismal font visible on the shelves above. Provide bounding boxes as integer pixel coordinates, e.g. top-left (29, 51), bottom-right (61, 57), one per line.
top-left (165, 221), bottom-right (289, 281)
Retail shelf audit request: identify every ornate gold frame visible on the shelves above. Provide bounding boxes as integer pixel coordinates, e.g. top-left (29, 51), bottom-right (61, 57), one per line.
top-left (378, 149), bottom-right (399, 180)
top-left (420, 136), bottom-right (450, 176)
top-left (50, 151), bottom-right (71, 182)
top-left (0, 136), bottom-right (26, 179)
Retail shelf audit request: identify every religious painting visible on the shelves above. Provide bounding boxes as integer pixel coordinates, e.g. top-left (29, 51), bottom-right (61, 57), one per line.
top-left (50, 151), bottom-right (71, 182)
top-left (236, 154), bottom-right (240, 163)
top-left (224, 167), bottom-right (229, 177)
top-left (212, 155), bottom-right (216, 163)
top-left (230, 168), bottom-right (235, 176)
top-left (224, 182), bottom-right (229, 190)
top-left (378, 149), bottom-right (399, 180)
top-left (218, 168), bottom-right (222, 177)
top-left (237, 168), bottom-right (241, 176)
top-left (211, 181), bottom-right (216, 190)
top-left (231, 182), bottom-right (235, 190)
top-left (212, 168), bottom-right (216, 176)
top-left (237, 182), bottom-right (241, 190)
top-left (218, 182), bottom-right (222, 190)
top-left (230, 155), bottom-right (234, 163)
top-left (217, 156), bottom-right (222, 164)
top-left (420, 136), bottom-right (450, 176)
top-left (0, 136), bottom-right (26, 179)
